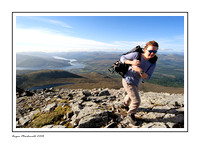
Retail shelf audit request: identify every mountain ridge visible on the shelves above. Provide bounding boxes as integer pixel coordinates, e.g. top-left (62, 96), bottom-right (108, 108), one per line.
top-left (16, 70), bottom-right (184, 94)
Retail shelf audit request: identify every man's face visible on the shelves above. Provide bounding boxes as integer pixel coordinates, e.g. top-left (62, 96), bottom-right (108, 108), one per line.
top-left (144, 45), bottom-right (158, 59)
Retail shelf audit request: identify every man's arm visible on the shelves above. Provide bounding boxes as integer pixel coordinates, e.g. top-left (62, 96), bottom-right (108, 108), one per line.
top-left (124, 59), bottom-right (140, 66)
top-left (132, 66), bottom-right (148, 79)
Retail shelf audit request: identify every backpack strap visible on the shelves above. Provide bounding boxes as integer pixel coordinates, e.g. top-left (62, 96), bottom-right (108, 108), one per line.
top-left (137, 52), bottom-right (142, 61)
top-left (123, 45), bottom-right (144, 55)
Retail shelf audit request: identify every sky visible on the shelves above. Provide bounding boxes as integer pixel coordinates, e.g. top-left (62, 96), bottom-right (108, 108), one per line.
top-left (14, 15), bottom-right (185, 53)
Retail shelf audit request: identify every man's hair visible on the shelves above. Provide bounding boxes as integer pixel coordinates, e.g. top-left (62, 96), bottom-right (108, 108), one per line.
top-left (144, 41), bottom-right (159, 49)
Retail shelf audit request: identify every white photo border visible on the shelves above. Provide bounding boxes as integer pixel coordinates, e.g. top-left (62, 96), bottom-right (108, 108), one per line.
top-left (12, 12), bottom-right (188, 132)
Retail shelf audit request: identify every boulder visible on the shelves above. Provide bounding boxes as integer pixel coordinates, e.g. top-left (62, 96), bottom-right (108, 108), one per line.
top-left (42, 103), bottom-right (57, 112)
top-left (98, 90), bottom-right (110, 96)
top-left (19, 115), bottom-right (31, 126)
top-left (77, 111), bottom-right (109, 128)
top-left (29, 109), bottom-right (40, 119)
top-left (82, 90), bottom-right (92, 96)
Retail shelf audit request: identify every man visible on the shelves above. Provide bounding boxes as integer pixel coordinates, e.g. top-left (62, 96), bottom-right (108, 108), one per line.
top-left (120, 40), bottom-right (159, 123)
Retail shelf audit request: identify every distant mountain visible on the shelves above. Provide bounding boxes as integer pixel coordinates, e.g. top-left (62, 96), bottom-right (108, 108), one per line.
top-left (16, 70), bottom-right (82, 89)
top-left (15, 51), bottom-right (185, 92)
top-left (16, 54), bottom-right (71, 68)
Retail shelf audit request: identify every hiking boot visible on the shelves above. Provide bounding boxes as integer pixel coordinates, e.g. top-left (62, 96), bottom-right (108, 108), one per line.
top-left (127, 113), bottom-right (137, 125)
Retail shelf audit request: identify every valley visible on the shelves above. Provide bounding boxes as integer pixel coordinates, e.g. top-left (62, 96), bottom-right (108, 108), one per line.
top-left (16, 51), bottom-right (184, 94)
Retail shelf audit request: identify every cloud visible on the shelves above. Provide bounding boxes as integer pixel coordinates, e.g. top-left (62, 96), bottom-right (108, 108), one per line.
top-left (14, 28), bottom-right (121, 52)
top-left (14, 27), bottom-right (184, 53)
top-left (29, 17), bottom-right (72, 29)
top-left (155, 36), bottom-right (184, 52)
top-left (46, 19), bottom-right (72, 28)
top-left (174, 35), bottom-right (184, 41)
top-left (159, 48), bottom-right (173, 51)
top-left (113, 41), bottom-right (146, 48)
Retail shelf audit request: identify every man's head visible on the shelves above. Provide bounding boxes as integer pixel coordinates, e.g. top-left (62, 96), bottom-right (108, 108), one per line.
top-left (144, 40), bottom-right (159, 50)
top-left (143, 40), bottom-right (159, 59)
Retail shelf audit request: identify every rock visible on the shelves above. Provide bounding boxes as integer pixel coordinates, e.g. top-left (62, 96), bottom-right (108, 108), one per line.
top-left (16, 120), bottom-right (22, 128)
top-left (142, 112), bottom-right (166, 121)
top-left (77, 111), bottom-right (109, 128)
top-left (105, 120), bottom-right (118, 128)
top-left (52, 125), bottom-right (67, 128)
top-left (174, 101), bottom-right (181, 107)
top-left (63, 111), bottom-right (74, 120)
top-left (141, 123), bottom-right (155, 128)
top-left (99, 90), bottom-right (110, 96)
top-left (70, 102), bottom-right (84, 113)
top-left (70, 115), bottom-right (80, 127)
top-left (82, 90), bottom-right (92, 96)
top-left (24, 91), bottom-right (34, 96)
top-left (54, 95), bottom-right (62, 99)
top-left (42, 103), bottom-right (57, 112)
top-left (118, 116), bottom-right (130, 128)
top-left (141, 122), bottom-right (167, 128)
top-left (16, 87), bottom-right (184, 129)
top-left (150, 122), bottom-right (168, 128)
top-left (45, 97), bottom-right (51, 102)
top-left (166, 122), bottom-right (176, 128)
top-left (91, 90), bottom-right (100, 96)
top-left (42, 125), bottom-right (54, 128)
top-left (19, 115), bottom-right (31, 126)
top-left (29, 109), bottom-right (40, 119)
top-left (58, 88), bottom-right (65, 94)
top-left (171, 114), bottom-right (184, 123)
top-left (109, 95), bottom-right (117, 101)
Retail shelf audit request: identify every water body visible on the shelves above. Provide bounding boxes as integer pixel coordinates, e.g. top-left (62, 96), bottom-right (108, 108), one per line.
top-left (16, 56), bottom-right (85, 70)
top-left (53, 56), bottom-right (85, 70)
top-left (17, 56), bottom-right (82, 90)
top-left (28, 83), bottom-right (74, 90)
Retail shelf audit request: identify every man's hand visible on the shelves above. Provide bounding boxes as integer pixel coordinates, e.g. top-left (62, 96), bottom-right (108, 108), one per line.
top-left (124, 59), bottom-right (140, 66)
top-left (132, 65), bottom-right (142, 73)
top-left (132, 66), bottom-right (148, 79)
top-left (131, 60), bottom-right (140, 66)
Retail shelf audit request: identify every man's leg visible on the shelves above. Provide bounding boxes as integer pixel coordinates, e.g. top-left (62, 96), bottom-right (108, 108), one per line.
top-left (127, 85), bottom-right (140, 115)
top-left (122, 79), bottom-right (131, 106)
top-left (122, 79), bottom-right (140, 115)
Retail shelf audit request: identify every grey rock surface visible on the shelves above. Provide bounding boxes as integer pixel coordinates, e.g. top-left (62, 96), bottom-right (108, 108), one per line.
top-left (16, 87), bottom-right (184, 128)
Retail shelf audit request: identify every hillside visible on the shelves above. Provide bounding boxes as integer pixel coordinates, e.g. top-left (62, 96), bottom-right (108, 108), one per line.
top-left (16, 70), bottom-right (183, 94)
top-left (16, 54), bottom-right (71, 68)
top-left (150, 54), bottom-right (184, 87)
top-left (15, 52), bottom-right (184, 94)
top-left (16, 87), bottom-right (184, 129)
top-left (61, 52), bottom-right (184, 88)
top-left (16, 70), bottom-right (82, 89)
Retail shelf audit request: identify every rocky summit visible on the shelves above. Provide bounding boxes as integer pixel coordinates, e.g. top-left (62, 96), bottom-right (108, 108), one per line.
top-left (16, 87), bottom-right (184, 129)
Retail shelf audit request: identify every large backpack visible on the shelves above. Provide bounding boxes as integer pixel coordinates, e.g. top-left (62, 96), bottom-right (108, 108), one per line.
top-left (108, 45), bottom-right (158, 78)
